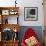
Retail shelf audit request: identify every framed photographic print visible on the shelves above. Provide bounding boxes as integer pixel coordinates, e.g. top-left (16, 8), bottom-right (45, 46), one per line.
top-left (24, 7), bottom-right (38, 21)
top-left (9, 9), bottom-right (18, 15)
top-left (9, 10), bottom-right (15, 15)
top-left (2, 10), bottom-right (9, 15)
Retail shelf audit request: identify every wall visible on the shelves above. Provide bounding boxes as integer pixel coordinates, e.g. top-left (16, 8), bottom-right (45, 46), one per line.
top-left (19, 0), bottom-right (44, 26)
top-left (0, 0), bottom-right (44, 26)
top-left (0, 0), bottom-right (15, 7)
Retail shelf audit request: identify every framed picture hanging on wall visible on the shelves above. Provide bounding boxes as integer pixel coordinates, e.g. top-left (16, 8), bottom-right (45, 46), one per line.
top-left (24, 7), bottom-right (38, 21)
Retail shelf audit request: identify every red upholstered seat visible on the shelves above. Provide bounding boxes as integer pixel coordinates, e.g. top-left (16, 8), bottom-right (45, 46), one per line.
top-left (21, 28), bottom-right (41, 46)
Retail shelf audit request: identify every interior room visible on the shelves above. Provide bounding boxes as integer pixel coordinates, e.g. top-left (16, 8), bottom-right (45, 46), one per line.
top-left (0, 0), bottom-right (46, 46)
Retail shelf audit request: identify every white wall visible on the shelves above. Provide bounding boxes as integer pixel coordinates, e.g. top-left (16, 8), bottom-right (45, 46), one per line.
top-left (0, 0), bottom-right (44, 26)
top-left (0, 0), bottom-right (15, 7)
top-left (19, 0), bottom-right (44, 26)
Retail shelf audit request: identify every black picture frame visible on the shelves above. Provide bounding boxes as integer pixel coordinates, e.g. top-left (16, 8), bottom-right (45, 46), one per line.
top-left (24, 7), bottom-right (38, 21)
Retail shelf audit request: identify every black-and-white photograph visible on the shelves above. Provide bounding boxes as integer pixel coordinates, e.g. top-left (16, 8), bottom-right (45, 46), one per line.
top-left (24, 7), bottom-right (38, 21)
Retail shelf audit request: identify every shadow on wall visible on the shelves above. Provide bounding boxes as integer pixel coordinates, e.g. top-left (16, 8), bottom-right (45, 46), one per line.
top-left (18, 26), bottom-right (43, 44)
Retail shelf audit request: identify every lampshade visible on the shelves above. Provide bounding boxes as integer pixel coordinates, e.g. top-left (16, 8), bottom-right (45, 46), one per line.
top-left (13, 28), bottom-right (17, 32)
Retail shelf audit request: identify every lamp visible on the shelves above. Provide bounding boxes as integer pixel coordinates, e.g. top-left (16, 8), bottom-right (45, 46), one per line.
top-left (14, 28), bottom-right (17, 32)
top-left (13, 28), bottom-right (19, 41)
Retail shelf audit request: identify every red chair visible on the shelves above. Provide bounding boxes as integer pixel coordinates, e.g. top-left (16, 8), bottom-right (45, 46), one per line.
top-left (21, 28), bottom-right (41, 46)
